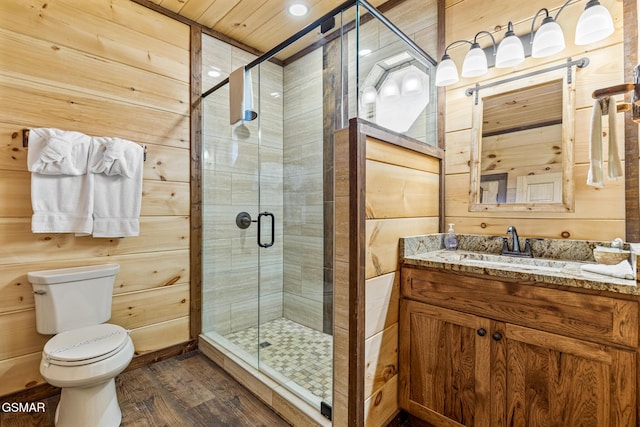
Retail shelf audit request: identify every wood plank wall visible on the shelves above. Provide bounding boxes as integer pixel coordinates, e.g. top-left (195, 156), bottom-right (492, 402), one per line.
top-left (0, 0), bottom-right (191, 397)
top-left (363, 137), bottom-right (440, 427)
top-left (334, 120), bottom-right (442, 427)
top-left (443, 0), bottom-right (627, 240)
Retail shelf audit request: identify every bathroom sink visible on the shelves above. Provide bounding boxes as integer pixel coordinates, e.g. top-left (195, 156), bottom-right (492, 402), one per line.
top-left (447, 251), bottom-right (570, 272)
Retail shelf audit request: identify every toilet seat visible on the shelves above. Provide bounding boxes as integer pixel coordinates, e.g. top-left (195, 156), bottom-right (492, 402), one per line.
top-left (43, 324), bottom-right (130, 367)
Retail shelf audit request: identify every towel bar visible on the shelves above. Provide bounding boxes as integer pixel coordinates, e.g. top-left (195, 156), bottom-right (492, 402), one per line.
top-left (592, 67), bottom-right (640, 123)
top-left (21, 128), bottom-right (147, 161)
top-left (592, 83), bottom-right (638, 100)
top-left (22, 128), bottom-right (29, 147)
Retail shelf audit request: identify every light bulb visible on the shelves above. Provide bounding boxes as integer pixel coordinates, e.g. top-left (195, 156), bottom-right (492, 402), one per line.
top-left (532, 16), bottom-right (565, 58)
top-left (495, 23), bottom-right (524, 68)
top-left (575, 1), bottom-right (614, 45)
top-left (461, 43), bottom-right (488, 78)
top-left (435, 55), bottom-right (459, 87)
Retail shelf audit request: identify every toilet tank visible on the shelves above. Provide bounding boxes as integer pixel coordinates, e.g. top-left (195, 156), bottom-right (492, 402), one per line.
top-left (28, 264), bottom-right (120, 334)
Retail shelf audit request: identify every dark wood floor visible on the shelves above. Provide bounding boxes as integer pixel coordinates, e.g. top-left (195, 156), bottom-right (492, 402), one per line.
top-left (0, 351), bottom-right (291, 427)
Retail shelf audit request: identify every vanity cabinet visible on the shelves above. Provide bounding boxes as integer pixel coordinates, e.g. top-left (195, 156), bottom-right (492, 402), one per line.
top-left (399, 266), bottom-right (638, 427)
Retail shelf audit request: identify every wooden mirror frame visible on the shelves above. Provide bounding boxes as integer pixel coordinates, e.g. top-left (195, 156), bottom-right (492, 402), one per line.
top-left (622, 0), bottom-right (639, 241)
top-left (468, 66), bottom-right (576, 213)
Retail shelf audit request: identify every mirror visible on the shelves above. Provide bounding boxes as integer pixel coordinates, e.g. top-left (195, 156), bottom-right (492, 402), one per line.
top-left (359, 50), bottom-right (432, 135)
top-left (469, 67), bottom-right (575, 212)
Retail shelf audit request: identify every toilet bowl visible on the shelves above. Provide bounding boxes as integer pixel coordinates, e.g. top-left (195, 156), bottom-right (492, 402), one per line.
top-left (40, 324), bottom-right (134, 427)
top-left (29, 264), bottom-right (134, 427)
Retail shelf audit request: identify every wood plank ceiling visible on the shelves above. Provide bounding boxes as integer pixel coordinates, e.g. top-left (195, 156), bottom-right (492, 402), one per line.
top-left (139, 0), bottom-right (392, 60)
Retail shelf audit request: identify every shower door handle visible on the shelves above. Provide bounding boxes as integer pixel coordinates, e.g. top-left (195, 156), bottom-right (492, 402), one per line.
top-left (257, 211), bottom-right (275, 248)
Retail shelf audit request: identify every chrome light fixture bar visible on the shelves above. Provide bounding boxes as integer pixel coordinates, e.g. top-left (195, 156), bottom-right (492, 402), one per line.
top-left (435, 0), bottom-right (614, 87)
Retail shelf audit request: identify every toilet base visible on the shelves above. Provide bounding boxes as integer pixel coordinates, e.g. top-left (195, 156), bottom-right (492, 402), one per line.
top-left (54, 378), bottom-right (122, 427)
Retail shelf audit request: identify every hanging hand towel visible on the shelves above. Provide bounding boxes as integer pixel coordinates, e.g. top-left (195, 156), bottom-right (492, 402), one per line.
top-left (587, 97), bottom-right (623, 187)
top-left (587, 99), bottom-right (605, 187)
top-left (27, 128), bottom-right (94, 234)
top-left (90, 137), bottom-right (144, 238)
top-left (604, 96), bottom-right (623, 179)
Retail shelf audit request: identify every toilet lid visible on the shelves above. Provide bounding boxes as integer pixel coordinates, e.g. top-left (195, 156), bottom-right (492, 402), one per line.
top-left (43, 324), bottom-right (129, 364)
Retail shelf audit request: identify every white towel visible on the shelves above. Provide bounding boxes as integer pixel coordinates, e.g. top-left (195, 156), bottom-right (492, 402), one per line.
top-left (27, 128), bottom-right (91, 175)
top-left (90, 137), bottom-right (144, 237)
top-left (27, 128), bottom-right (94, 234)
top-left (229, 66), bottom-right (257, 125)
top-left (587, 99), bottom-right (605, 187)
top-left (581, 260), bottom-right (635, 280)
top-left (587, 97), bottom-right (622, 187)
top-left (605, 97), bottom-right (623, 179)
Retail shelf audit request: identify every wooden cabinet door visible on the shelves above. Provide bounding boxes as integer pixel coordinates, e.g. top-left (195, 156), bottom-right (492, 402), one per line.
top-left (492, 322), bottom-right (636, 427)
top-left (400, 300), bottom-right (492, 427)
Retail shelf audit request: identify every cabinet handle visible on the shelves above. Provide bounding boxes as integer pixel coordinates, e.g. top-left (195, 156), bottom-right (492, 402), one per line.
top-left (492, 332), bottom-right (503, 341)
top-left (477, 328), bottom-right (487, 337)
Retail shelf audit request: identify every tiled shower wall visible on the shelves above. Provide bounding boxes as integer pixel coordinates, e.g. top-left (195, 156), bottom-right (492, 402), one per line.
top-left (282, 49), bottom-right (325, 332)
top-left (201, 35), bottom-right (326, 335)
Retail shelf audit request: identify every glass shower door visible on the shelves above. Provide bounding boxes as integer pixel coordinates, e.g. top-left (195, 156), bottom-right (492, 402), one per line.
top-left (201, 34), bottom-right (331, 412)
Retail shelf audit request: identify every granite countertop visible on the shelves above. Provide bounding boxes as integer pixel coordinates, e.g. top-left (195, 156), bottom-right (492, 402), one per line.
top-left (400, 234), bottom-right (640, 296)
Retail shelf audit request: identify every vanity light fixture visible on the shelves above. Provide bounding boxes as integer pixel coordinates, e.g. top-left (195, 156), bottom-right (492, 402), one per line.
top-left (461, 31), bottom-right (497, 78)
top-left (435, 32), bottom-right (496, 87)
top-left (530, 7), bottom-right (566, 58)
top-left (574, 0), bottom-right (614, 45)
top-left (287, 3), bottom-right (309, 17)
top-left (436, 0), bottom-right (614, 86)
top-left (495, 22), bottom-right (525, 68)
top-left (531, 0), bottom-right (614, 55)
top-left (435, 40), bottom-right (472, 87)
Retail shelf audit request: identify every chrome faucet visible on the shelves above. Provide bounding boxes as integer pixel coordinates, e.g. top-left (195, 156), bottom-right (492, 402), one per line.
top-left (501, 226), bottom-right (533, 258)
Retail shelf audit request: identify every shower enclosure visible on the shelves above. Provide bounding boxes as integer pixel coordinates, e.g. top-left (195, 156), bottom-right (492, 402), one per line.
top-left (199, 0), bottom-right (437, 417)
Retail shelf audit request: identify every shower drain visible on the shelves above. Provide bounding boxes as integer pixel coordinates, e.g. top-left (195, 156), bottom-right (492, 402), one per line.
top-left (259, 341), bottom-right (272, 348)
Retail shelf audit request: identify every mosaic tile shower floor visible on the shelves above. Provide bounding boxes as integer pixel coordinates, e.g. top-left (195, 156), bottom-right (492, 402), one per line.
top-left (223, 317), bottom-right (333, 404)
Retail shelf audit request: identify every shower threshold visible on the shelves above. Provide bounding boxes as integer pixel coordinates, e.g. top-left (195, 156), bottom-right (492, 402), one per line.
top-left (201, 318), bottom-right (333, 421)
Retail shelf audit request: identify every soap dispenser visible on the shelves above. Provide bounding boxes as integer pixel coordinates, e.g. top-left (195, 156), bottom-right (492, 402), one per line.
top-left (444, 223), bottom-right (458, 250)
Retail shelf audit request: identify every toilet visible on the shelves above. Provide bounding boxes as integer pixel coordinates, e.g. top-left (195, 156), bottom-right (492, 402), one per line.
top-left (29, 264), bottom-right (134, 427)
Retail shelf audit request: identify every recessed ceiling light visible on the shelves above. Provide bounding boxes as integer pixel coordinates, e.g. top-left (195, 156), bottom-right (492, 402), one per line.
top-left (359, 49), bottom-right (372, 56)
top-left (270, 92), bottom-right (281, 98)
top-left (207, 67), bottom-right (221, 78)
top-left (288, 3), bottom-right (309, 17)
